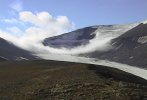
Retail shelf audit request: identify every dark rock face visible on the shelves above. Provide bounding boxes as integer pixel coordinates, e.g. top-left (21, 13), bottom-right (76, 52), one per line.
top-left (88, 23), bottom-right (147, 68)
top-left (0, 38), bottom-right (39, 61)
top-left (43, 27), bottom-right (97, 48)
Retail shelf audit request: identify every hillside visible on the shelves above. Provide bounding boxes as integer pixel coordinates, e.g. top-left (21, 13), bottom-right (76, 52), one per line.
top-left (0, 38), bottom-right (39, 61)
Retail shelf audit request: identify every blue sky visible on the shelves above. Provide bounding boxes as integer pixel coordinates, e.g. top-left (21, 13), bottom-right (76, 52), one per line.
top-left (0, 0), bottom-right (147, 29)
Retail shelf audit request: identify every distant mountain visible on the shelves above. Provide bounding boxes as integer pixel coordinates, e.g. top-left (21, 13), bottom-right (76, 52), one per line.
top-left (43, 24), bottom-right (136, 49)
top-left (43, 27), bottom-right (97, 48)
top-left (0, 37), bottom-right (39, 61)
top-left (43, 22), bottom-right (147, 68)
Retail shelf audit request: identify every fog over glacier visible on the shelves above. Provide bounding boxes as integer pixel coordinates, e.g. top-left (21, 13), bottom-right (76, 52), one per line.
top-left (0, 11), bottom-right (140, 56)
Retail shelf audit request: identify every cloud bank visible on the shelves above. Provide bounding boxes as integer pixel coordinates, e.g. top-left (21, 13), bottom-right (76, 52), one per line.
top-left (0, 11), bottom-right (138, 58)
top-left (0, 11), bottom-right (73, 51)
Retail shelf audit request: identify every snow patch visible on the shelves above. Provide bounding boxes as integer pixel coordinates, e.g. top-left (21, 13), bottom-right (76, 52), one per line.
top-left (0, 56), bottom-right (7, 60)
top-left (138, 36), bottom-right (147, 44)
top-left (15, 57), bottom-right (28, 61)
top-left (129, 56), bottom-right (134, 59)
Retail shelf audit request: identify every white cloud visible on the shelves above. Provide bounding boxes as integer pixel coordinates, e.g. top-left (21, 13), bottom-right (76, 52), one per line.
top-left (9, 0), bottom-right (23, 12)
top-left (0, 11), bottom-right (74, 52)
top-left (19, 11), bottom-right (53, 27)
top-left (19, 11), bottom-right (72, 31)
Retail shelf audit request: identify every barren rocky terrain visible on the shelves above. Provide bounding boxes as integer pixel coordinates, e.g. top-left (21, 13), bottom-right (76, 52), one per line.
top-left (0, 60), bottom-right (147, 100)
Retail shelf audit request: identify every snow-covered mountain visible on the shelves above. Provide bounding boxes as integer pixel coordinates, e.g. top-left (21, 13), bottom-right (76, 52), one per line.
top-left (43, 22), bottom-right (147, 68)
top-left (43, 24), bottom-right (137, 49)
top-left (86, 23), bottom-right (147, 68)
top-left (41, 21), bottom-right (147, 80)
top-left (0, 37), bottom-right (39, 61)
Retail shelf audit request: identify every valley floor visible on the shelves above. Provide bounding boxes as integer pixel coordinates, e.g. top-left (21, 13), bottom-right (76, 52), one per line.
top-left (0, 60), bottom-right (147, 100)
